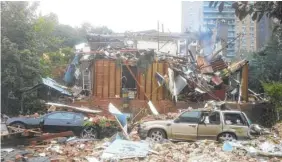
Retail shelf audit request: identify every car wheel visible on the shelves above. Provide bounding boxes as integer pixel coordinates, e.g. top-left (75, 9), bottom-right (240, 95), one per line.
top-left (148, 129), bottom-right (166, 142)
top-left (218, 132), bottom-right (236, 142)
top-left (9, 122), bottom-right (26, 133)
top-left (80, 127), bottom-right (98, 139)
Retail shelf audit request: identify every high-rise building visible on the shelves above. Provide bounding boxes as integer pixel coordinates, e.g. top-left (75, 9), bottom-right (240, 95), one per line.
top-left (182, 1), bottom-right (236, 58)
top-left (202, 1), bottom-right (236, 58)
top-left (256, 15), bottom-right (273, 50)
top-left (181, 1), bottom-right (203, 33)
top-left (235, 16), bottom-right (257, 53)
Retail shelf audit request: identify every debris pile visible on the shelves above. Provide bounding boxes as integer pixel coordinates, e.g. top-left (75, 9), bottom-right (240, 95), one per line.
top-left (1, 123), bottom-right (281, 162)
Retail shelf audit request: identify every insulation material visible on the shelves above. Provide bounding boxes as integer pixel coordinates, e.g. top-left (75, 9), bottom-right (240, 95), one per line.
top-left (168, 68), bottom-right (175, 99)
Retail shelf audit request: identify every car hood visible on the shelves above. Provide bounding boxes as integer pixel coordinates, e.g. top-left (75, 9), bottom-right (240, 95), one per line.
top-left (142, 120), bottom-right (173, 126)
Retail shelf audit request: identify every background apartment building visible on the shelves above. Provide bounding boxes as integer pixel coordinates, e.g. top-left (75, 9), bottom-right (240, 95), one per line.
top-left (182, 1), bottom-right (236, 58)
top-left (181, 1), bottom-right (203, 33)
top-left (235, 15), bottom-right (257, 53)
top-left (182, 1), bottom-right (273, 58)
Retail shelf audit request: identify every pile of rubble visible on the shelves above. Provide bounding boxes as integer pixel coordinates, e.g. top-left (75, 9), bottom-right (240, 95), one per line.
top-left (1, 123), bottom-right (281, 162)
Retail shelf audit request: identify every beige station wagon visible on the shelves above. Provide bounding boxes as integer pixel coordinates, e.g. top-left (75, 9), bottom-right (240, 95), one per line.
top-left (138, 109), bottom-right (252, 142)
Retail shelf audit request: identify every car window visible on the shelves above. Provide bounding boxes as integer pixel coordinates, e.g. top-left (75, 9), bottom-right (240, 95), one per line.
top-left (47, 112), bottom-right (75, 120)
top-left (223, 113), bottom-right (246, 126)
top-left (178, 111), bottom-right (201, 123)
top-left (209, 112), bottom-right (220, 124)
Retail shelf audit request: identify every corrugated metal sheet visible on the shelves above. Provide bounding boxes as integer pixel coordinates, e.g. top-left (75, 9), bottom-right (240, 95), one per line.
top-left (42, 78), bottom-right (72, 96)
top-left (210, 58), bottom-right (228, 71)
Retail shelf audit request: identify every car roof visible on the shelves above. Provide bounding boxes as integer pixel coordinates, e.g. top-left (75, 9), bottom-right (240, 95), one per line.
top-left (47, 111), bottom-right (82, 115)
top-left (182, 109), bottom-right (243, 114)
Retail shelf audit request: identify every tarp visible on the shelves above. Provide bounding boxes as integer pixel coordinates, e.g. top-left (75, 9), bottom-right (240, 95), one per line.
top-left (108, 103), bottom-right (128, 136)
top-left (64, 54), bottom-right (80, 84)
top-left (101, 139), bottom-right (149, 160)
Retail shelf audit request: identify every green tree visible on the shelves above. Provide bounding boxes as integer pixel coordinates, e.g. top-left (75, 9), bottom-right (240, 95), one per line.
top-left (247, 33), bottom-right (282, 93)
top-left (209, 1), bottom-right (282, 23)
top-left (1, 2), bottom-right (58, 114)
top-left (1, 2), bottom-right (114, 115)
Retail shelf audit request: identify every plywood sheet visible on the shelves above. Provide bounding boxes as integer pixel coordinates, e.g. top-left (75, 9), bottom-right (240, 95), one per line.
top-left (109, 61), bottom-right (116, 98)
top-left (152, 62), bottom-right (158, 102)
top-left (139, 72), bottom-right (145, 100)
top-left (96, 60), bottom-right (104, 98)
top-left (157, 62), bottom-right (164, 100)
top-left (145, 64), bottom-right (152, 100)
top-left (103, 60), bottom-right (109, 98)
top-left (115, 66), bottom-right (121, 98)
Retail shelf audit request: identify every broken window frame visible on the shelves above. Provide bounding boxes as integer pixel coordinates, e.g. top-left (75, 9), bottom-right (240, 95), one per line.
top-left (202, 111), bottom-right (221, 125)
top-left (178, 111), bottom-right (201, 123)
top-left (223, 113), bottom-right (247, 126)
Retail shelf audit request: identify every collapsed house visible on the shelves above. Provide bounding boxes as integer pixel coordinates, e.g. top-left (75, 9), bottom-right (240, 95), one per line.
top-left (60, 30), bottom-right (254, 117)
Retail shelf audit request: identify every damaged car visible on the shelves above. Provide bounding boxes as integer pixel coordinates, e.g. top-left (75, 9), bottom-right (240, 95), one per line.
top-left (6, 111), bottom-right (118, 139)
top-left (138, 109), bottom-right (254, 142)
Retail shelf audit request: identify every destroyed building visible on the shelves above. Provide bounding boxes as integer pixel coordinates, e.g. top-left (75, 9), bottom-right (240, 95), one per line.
top-left (60, 29), bottom-right (255, 119)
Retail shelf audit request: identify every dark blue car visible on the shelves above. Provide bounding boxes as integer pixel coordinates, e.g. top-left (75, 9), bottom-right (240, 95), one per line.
top-left (6, 111), bottom-right (99, 138)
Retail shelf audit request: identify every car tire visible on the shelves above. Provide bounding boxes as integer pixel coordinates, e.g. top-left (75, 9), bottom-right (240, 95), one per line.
top-left (80, 127), bottom-right (99, 139)
top-left (148, 129), bottom-right (166, 142)
top-left (218, 132), bottom-right (236, 142)
top-left (9, 122), bottom-right (26, 133)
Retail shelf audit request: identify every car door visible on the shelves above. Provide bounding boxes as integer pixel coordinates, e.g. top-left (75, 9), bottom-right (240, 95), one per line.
top-left (197, 111), bottom-right (223, 140)
top-left (170, 111), bottom-right (201, 141)
top-left (222, 112), bottom-right (249, 139)
top-left (42, 112), bottom-right (76, 133)
top-left (71, 113), bottom-right (85, 134)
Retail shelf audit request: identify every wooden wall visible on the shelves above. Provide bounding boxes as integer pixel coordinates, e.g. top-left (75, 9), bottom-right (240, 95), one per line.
top-left (92, 59), bottom-right (168, 101)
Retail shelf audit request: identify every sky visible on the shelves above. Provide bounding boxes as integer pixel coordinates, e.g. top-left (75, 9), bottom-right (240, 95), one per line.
top-left (39, 0), bottom-right (183, 33)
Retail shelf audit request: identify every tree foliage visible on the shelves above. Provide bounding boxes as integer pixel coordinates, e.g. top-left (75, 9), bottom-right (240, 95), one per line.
top-left (248, 32), bottom-right (282, 94)
top-left (1, 2), bottom-right (113, 115)
top-left (209, 1), bottom-right (282, 24)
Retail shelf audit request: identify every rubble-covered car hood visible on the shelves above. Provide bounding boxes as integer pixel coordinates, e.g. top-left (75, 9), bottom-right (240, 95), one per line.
top-left (141, 120), bottom-right (173, 126)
